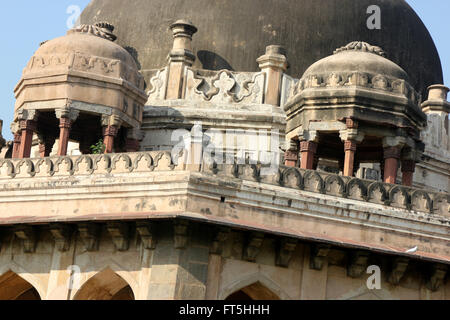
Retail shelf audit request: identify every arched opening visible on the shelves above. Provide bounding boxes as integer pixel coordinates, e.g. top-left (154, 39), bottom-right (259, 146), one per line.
top-left (74, 268), bottom-right (135, 300)
top-left (225, 282), bottom-right (280, 300)
top-left (0, 271), bottom-right (41, 300)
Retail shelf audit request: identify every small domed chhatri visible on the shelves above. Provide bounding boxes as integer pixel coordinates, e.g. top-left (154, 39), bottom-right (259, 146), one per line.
top-left (12, 22), bottom-right (148, 158)
top-left (284, 42), bottom-right (427, 185)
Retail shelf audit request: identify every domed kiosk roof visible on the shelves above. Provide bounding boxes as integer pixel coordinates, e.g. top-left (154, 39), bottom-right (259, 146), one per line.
top-left (34, 22), bottom-right (139, 77)
top-left (302, 42), bottom-right (409, 82)
top-left (80, 0), bottom-right (443, 97)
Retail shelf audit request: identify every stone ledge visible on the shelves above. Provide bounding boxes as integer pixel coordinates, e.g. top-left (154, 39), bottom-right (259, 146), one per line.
top-left (0, 152), bottom-right (449, 219)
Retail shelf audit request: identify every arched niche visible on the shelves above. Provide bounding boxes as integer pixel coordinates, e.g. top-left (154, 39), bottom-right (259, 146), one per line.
top-left (0, 271), bottom-right (41, 300)
top-left (225, 281), bottom-right (280, 300)
top-left (73, 268), bottom-right (135, 300)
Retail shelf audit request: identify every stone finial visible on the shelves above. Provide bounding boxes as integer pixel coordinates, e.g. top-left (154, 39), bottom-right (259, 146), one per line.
top-left (168, 19), bottom-right (198, 65)
top-left (427, 84), bottom-right (449, 101)
top-left (421, 84), bottom-right (450, 113)
top-left (333, 41), bottom-right (386, 57)
top-left (68, 21), bottom-right (117, 42)
top-left (257, 45), bottom-right (288, 71)
top-left (257, 45), bottom-right (288, 106)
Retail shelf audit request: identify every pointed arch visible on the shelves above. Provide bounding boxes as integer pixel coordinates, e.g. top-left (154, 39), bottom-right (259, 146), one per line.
top-left (73, 268), bottom-right (135, 300)
top-left (0, 271), bottom-right (41, 300)
top-left (0, 263), bottom-right (46, 299)
top-left (219, 273), bottom-right (291, 300)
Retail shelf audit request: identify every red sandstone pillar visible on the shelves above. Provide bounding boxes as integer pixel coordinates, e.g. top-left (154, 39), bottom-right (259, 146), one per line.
top-left (125, 138), bottom-right (140, 152)
top-left (343, 140), bottom-right (357, 177)
top-left (58, 118), bottom-right (72, 156)
top-left (284, 150), bottom-right (298, 167)
top-left (284, 140), bottom-right (299, 167)
top-left (103, 125), bottom-right (119, 154)
top-left (401, 160), bottom-right (416, 187)
top-left (18, 120), bottom-right (37, 159)
top-left (300, 141), bottom-right (318, 170)
top-left (39, 137), bottom-right (55, 158)
top-left (12, 132), bottom-right (21, 159)
top-left (383, 147), bottom-right (401, 184)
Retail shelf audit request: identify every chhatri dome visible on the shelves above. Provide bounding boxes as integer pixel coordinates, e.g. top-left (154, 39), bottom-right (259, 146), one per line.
top-left (12, 22), bottom-right (147, 158)
top-left (81, 0), bottom-right (443, 97)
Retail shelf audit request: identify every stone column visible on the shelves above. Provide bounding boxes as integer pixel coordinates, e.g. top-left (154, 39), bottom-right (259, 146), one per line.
top-left (165, 20), bottom-right (198, 100)
top-left (343, 140), bottom-right (357, 177)
top-left (56, 107), bottom-right (79, 157)
top-left (257, 45), bottom-right (288, 106)
top-left (58, 118), bottom-right (72, 156)
top-left (38, 135), bottom-right (56, 158)
top-left (125, 128), bottom-right (144, 152)
top-left (103, 126), bottom-right (119, 154)
top-left (284, 140), bottom-right (299, 167)
top-left (401, 160), bottom-right (416, 187)
top-left (11, 122), bottom-right (21, 159)
top-left (102, 114), bottom-right (122, 154)
top-left (18, 120), bottom-right (37, 159)
top-left (340, 119), bottom-right (363, 177)
top-left (383, 146), bottom-right (401, 184)
top-left (17, 110), bottom-right (38, 159)
top-left (300, 141), bottom-right (318, 170)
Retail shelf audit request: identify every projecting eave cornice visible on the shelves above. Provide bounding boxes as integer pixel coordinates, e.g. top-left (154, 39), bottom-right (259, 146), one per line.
top-left (0, 152), bottom-right (448, 265)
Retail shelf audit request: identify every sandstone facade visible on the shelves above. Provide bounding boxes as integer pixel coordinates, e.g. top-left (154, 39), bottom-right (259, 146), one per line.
top-left (0, 1), bottom-right (448, 300)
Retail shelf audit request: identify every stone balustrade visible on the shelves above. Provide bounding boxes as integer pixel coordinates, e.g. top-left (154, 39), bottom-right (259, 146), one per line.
top-left (0, 152), bottom-right (449, 218)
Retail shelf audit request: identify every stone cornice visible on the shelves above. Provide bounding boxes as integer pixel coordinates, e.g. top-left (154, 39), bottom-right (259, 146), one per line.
top-left (0, 152), bottom-right (448, 266)
top-left (0, 152), bottom-right (448, 265)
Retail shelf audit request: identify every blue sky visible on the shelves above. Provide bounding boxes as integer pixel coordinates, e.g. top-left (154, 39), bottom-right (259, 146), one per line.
top-left (0, 0), bottom-right (448, 140)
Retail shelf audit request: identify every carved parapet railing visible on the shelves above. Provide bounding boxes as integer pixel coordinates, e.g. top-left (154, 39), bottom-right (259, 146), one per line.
top-left (0, 152), bottom-right (449, 218)
top-left (0, 151), bottom-right (181, 179)
top-left (201, 162), bottom-right (450, 218)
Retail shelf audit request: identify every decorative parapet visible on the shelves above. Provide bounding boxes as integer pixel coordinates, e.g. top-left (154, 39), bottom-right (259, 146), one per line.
top-left (146, 67), bottom-right (266, 105)
top-left (0, 152), bottom-right (448, 219)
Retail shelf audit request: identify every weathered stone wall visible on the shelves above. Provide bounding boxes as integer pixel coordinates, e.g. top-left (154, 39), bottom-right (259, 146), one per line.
top-left (0, 224), bottom-right (448, 300)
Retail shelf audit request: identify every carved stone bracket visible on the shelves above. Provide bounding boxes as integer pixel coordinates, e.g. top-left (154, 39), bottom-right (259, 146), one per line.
top-left (426, 264), bottom-right (448, 292)
top-left (55, 106), bottom-right (80, 122)
top-left (310, 244), bottom-right (331, 270)
top-left (49, 224), bottom-right (73, 252)
top-left (14, 226), bottom-right (37, 253)
top-left (106, 222), bottom-right (130, 252)
top-left (77, 223), bottom-right (101, 252)
top-left (276, 238), bottom-right (298, 268)
top-left (243, 232), bottom-right (264, 262)
top-left (347, 251), bottom-right (370, 278)
top-left (298, 130), bottom-right (319, 143)
top-left (210, 227), bottom-right (230, 255)
top-left (388, 257), bottom-right (409, 285)
top-left (174, 220), bottom-right (189, 249)
top-left (17, 109), bottom-right (38, 122)
top-left (136, 221), bottom-right (157, 250)
top-left (101, 113), bottom-right (123, 128)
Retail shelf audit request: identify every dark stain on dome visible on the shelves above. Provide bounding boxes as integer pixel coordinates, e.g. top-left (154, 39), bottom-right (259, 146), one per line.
top-left (81, 0), bottom-right (443, 97)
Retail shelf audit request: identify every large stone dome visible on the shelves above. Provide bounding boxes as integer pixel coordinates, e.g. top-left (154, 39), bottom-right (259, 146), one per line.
top-left (80, 0), bottom-right (443, 97)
